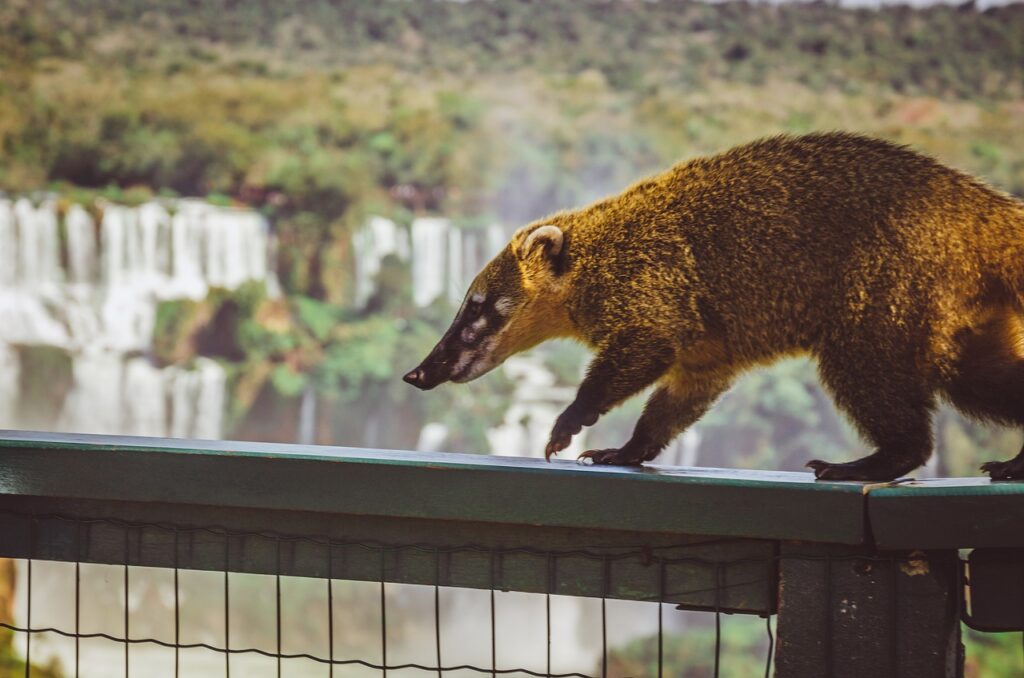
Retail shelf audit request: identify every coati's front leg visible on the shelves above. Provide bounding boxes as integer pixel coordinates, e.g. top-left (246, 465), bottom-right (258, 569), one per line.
top-left (578, 380), bottom-right (728, 465)
top-left (544, 332), bottom-right (676, 461)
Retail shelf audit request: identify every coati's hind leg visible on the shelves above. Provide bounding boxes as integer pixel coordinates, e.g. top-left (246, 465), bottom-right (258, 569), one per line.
top-left (579, 379), bottom-right (729, 465)
top-left (981, 447), bottom-right (1024, 480)
top-left (807, 348), bottom-right (936, 481)
top-left (941, 310), bottom-right (1024, 479)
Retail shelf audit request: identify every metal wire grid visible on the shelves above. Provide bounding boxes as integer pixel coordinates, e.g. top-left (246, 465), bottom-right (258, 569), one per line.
top-left (10, 516), bottom-right (1023, 676)
top-left (8, 521), bottom-right (1016, 677)
top-left (0, 511), bottom-right (784, 678)
top-left (15, 511), bottom-right (1019, 677)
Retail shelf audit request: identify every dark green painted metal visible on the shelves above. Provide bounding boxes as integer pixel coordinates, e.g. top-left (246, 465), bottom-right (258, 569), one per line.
top-left (0, 495), bottom-right (778, 613)
top-left (775, 543), bottom-right (962, 678)
top-left (0, 430), bottom-right (867, 543)
top-left (868, 478), bottom-right (1024, 549)
top-left (964, 549), bottom-right (1024, 632)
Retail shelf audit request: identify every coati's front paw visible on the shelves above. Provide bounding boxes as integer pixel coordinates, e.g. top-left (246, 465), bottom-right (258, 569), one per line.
top-left (577, 447), bottom-right (645, 466)
top-left (544, 404), bottom-right (599, 460)
top-left (981, 458), bottom-right (1024, 480)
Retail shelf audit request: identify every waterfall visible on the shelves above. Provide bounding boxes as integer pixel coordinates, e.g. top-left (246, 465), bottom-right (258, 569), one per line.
top-left (297, 382), bottom-right (317, 445)
top-left (2, 195), bottom-right (521, 445)
top-left (170, 203), bottom-right (206, 298)
top-left (65, 204), bottom-right (98, 284)
top-left (13, 198), bottom-right (61, 289)
top-left (404, 218), bottom-right (505, 308)
top-left (58, 350), bottom-right (127, 434)
top-left (124, 358), bottom-right (169, 436)
top-left (0, 344), bottom-right (20, 428)
top-left (485, 356), bottom-right (582, 458)
top-left (0, 196), bottom-right (274, 439)
top-left (0, 197), bottom-right (274, 351)
top-left (411, 217), bottom-right (449, 307)
top-left (167, 358), bottom-right (226, 439)
top-left (486, 224), bottom-right (506, 259)
top-left (0, 201), bottom-right (15, 286)
top-left (446, 226), bottom-right (463, 304)
top-left (352, 216), bottom-right (410, 307)
top-left (416, 422), bottom-right (449, 452)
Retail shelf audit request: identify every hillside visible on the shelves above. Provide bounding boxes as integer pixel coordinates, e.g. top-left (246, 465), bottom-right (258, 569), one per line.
top-left (2, 0), bottom-right (1023, 220)
top-left (1, 0), bottom-right (1023, 454)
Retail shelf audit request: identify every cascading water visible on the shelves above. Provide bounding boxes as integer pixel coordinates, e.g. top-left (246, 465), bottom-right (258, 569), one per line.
top-left (1, 198), bottom-right (531, 448)
top-left (0, 196), bottom-right (274, 438)
top-left (411, 217), bottom-right (450, 307)
top-left (352, 215), bottom-right (411, 307)
top-left (485, 355), bottom-right (584, 458)
top-left (352, 216), bottom-right (506, 311)
top-left (0, 344), bottom-right (19, 427)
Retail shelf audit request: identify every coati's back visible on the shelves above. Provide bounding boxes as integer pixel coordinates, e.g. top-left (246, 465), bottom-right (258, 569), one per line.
top-left (556, 132), bottom-right (1024, 361)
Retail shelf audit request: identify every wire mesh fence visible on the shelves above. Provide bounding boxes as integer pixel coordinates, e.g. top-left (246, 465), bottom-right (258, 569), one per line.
top-left (0, 510), bottom-right (785, 678)
top-left (1, 433), bottom-right (1023, 677)
top-left (5, 509), bottom-right (1022, 677)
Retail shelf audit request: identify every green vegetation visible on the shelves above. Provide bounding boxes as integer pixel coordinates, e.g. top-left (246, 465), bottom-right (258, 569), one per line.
top-left (606, 622), bottom-right (1024, 677)
top-left (0, 629), bottom-right (62, 678)
top-left (4, 0), bottom-right (1021, 463)
top-left (964, 628), bottom-right (1024, 678)
top-left (3, 1), bottom-right (1024, 670)
top-left (607, 617), bottom-right (770, 677)
top-left (3, 1), bottom-right (1024, 250)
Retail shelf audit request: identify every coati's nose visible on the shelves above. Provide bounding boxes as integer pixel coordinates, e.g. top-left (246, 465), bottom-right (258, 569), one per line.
top-left (403, 368), bottom-right (425, 388)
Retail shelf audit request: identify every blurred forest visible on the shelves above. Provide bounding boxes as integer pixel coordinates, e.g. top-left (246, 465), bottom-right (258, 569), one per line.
top-left (1, 1), bottom-right (1024, 672)
top-left (2, 0), bottom-right (1024, 469)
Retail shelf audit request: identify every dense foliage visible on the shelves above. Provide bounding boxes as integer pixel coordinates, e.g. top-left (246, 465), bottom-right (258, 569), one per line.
top-left (3, 1), bottom-right (1024, 672)
top-left (3, 0), bottom-right (1023, 463)
top-left (3, 0), bottom-right (1024, 219)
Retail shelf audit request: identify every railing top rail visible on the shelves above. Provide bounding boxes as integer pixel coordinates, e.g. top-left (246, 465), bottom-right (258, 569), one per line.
top-left (869, 478), bottom-right (1024, 549)
top-left (0, 430), bottom-right (1021, 547)
top-left (0, 430), bottom-right (867, 543)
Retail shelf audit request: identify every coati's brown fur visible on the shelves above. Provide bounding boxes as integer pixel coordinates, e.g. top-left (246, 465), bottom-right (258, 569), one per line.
top-left (405, 132), bottom-right (1024, 481)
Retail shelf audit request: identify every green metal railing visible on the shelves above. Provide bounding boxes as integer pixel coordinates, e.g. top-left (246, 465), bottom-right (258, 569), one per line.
top-left (0, 430), bottom-right (1021, 676)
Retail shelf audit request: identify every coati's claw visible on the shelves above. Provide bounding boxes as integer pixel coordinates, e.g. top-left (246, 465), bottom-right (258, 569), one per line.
top-left (546, 405), bottom-right (600, 461)
top-left (578, 448), bottom-right (645, 466)
top-left (544, 437), bottom-right (570, 461)
top-left (981, 459), bottom-right (1024, 480)
top-left (805, 459), bottom-right (831, 478)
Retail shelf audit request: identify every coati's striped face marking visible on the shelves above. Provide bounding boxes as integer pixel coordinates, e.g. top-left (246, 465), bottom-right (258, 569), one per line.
top-left (403, 223), bottom-right (573, 390)
top-left (403, 248), bottom-right (526, 390)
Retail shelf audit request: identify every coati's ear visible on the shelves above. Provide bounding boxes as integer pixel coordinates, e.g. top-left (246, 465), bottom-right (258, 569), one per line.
top-left (517, 224), bottom-right (564, 264)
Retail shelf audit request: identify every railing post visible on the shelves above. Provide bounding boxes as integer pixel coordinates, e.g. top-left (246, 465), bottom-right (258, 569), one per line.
top-left (774, 543), bottom-right (963, 678)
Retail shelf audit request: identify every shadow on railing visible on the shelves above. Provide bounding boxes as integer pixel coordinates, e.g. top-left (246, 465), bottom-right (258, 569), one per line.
top-left (0, 431), bottom-right (1021, 677)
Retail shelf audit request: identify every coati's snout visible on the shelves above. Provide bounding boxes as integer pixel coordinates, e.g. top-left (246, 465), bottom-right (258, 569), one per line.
top-left (404, 223), bottom-right (571, 391)
top-left (403, 291), bottom-right (509, 389)
top-left (403, 289), bottom-right (517, 390)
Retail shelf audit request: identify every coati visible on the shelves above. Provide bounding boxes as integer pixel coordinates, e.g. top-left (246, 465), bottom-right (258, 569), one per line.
top-left (403, 132), bottom-right (1024, 482)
